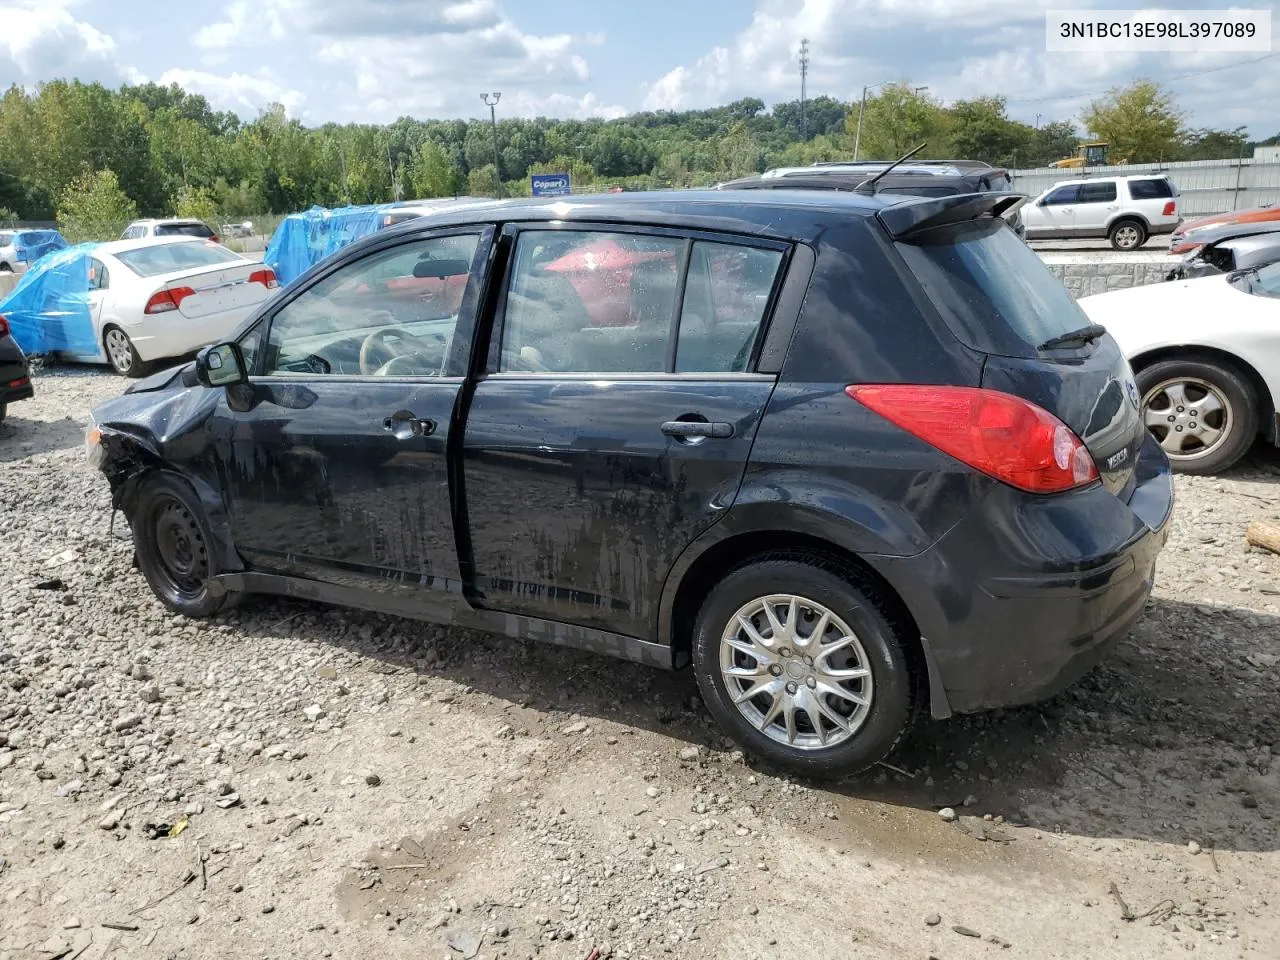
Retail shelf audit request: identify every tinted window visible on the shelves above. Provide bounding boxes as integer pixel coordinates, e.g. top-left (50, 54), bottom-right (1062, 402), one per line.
top-left (1078, 181), bottom-right (1118, 203)
top-left (265, 233), bottom-right (479, 376)
top-left (156, 222), bottom-right (216, 239)
top-left (1043, 185), bottom-right (1080, 205)
top-left (1127, 178), bottom-right (1174, 200)
top-left (897, 220), bottom-right (1092, 358)
top-left (500, 231), bottom-right (684, 373)
top-left (89, 258), bottom-right (110, 291)
top-left (115, 242), bottom-right (241, 277)
top-left (677, 242), bottom-right (782, 372)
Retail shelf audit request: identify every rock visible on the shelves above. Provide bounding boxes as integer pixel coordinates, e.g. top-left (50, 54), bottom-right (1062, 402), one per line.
top-left (645, 786), bottom-right (661, 799)
top-left (55, 779), bottom-right (83, 798)
top-left (963, 794), bottom-right (978, 807)
top-left (140, 684), bottom-right (161, 704)
top-left (925, 913), bottom-right (941, 926)
top-left (63, 918), bottom-right (81, 929)
top-left (561, 721), bottom-right (588, 735)
top-left (303, 704), bottom-right (326, 722)
top-left (1241, 794), bottom-right (1258, 809)
top-left (130, 662), bottom-right (152, 682)
top-left (1187, 841), bottom-right (1202, 855)
top-left (446, 929), bottom-right (482, 958)
top-left (746, 905), bottom-right (759, 916)
top-left (262, 904), bottom-right (275, 915)
top-left (938, 807), bottom-right (957, 822)
top-left (953, 925), bottom-right (982, 938)
top-left (215, 793), bottom-right (241, 809)
top-left (364, 773), bottom-right (381, 787)
top-left (678, 746), bottom-right (701, 761)
top-left (112, 714), bottom-right (142, 733)
top-left (98, 813), bottom-right (120, 830)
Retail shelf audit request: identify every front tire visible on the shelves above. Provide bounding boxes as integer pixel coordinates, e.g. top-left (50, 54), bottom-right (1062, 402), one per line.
top-left (104, 326), bottom-right (150, 378)
top-left (1108, 218), bottom-right (1147, 251)
top-left (130, 473), bottom-right (240, 617)
top-left (692, 555), bottom-right (915, 780)
top-left (1135, 358), bottom-right (1258, 474)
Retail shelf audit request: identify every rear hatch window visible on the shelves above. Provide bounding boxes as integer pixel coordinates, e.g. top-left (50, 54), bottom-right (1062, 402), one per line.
top-left (896, 219), bottom-right (1146, 499)
top-left (156, 222), bottom-right (216, 239)
top-left (895, 219), bottom-right (1089, 359)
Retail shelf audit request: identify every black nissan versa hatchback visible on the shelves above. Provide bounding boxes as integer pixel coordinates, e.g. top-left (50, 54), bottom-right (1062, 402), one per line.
top-left (86, 190), bottom-right (1173, 779)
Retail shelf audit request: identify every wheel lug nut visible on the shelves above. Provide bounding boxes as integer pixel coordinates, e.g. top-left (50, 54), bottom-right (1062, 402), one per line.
top-left (779, 647), bottom-right (791, 658)
top-left (785, 682), bottom-right (797, 695)
top-left (769, 665), bottom-right (783, 677)
top-left (806, 677), bottom-right (816, 689)
top-left (804, 656), bottom-right (814, 666)
top-left (1167, 415), bottom-right (1175, 422)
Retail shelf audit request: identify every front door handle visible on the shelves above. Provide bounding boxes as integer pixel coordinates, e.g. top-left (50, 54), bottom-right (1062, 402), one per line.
top-left (383, 410), bottom-right (436, 438)
top-left (662, 420), bottom-right (734, 439)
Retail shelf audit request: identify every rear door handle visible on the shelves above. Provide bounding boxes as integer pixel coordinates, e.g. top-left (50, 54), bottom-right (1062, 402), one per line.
top-left (662, 420), bottom-right (734, 439)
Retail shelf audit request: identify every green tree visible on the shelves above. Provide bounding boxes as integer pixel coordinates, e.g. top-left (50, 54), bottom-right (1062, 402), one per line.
top-left (175, 185), bottom-right (219, 223)
top-left (1082, 81), bottom-right (1185, 163)
top-left (947, 97), bottom-right (1033, 167)
top-left (467, 164), bottom-right (500, 197)
top-left (57, 168), bottom-right (138, 242)
top-left (1024, 121), bottom-right (1082, 168)
top-left (409, 140), bottom-right (462, 197)
top-left (1183, 126), bottom-right (1248, 161)
top-left (846, 84), bottom-right (951, 159)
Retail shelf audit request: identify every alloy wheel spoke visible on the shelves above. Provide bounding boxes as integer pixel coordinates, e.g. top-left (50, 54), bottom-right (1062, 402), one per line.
top-left (815, 634), bottom-right (858, 665)
top-left (762, 600), bottom-right (786, 641)
top-left (821, 665), bottom-right (871, 681)
top-left (755, 684), bottom-right (785, 731)
top-left (1162, 382), bottom-right (1188, 409)
top-left (1193, 392), bottom-right (1224, 418)
top-left (815, 679), bottom-right (868, 708)
top-left (1159, 429), bottom-right (1190, 454)
top-left (796, 610), bottom-right (830, 652)
top-left (1143, 406), bottom-right (1170, 428)
top-left (1190, 423), bottom-right (1223, 447)
top-left (793, 687), bottom-right (827, 746)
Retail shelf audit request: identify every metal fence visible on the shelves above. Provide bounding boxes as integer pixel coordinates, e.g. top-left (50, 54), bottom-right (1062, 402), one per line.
top-left (1010, 158), bottom-right (1280, 216)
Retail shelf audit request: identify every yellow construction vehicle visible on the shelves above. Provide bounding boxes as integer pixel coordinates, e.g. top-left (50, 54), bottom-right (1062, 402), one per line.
top-left (1050, 141), bottom-right (1124, 168)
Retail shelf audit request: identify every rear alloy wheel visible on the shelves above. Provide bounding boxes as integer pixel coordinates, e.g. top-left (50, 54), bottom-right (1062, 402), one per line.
top-left (1136, 359), bottom-right (1258, 474)
top-left (692, 556), bottom-right (914, 780)
top-left (104, 326), bottom-right (150, 378)
top-left (131, 473), bottom-right (239, 617)
top-left (1108, 218), bottom-right (1147, 251)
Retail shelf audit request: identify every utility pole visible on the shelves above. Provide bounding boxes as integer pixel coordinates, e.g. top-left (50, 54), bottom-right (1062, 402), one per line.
top-left (798, 38), bottom-right (810, 140)
top-left (853, 86), bottom-right (868, 161)
top-left (481, 92), bottom-right (502, 197)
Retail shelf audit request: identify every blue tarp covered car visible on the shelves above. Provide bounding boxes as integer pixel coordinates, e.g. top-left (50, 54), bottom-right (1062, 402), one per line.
top-left (0, 229), bottom-right (69, 272)
top-left (0, 243), bottom-right (98, 356)
top-left (263, 204), bottom-right (393, 287)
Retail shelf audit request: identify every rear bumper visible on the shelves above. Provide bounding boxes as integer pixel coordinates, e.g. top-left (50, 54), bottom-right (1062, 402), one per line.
top-left (868, 430), bottom-right (1173, 716)
top-left (1149, 218), bottom-right (1181, 237)
top-left (0, 346), bottom-right (33, 404)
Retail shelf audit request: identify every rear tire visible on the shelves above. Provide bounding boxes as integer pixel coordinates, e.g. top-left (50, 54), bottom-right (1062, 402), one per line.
top-left (1135, 358), bottom-right (1258, 474)
top-left (130, 472), bottom-right (241, 618)
top-left (1108, 218), bottom-right (1147, 251)
top-left (104, 326), bottom-right (150, 378)
top-left (0, 401), bottom-right (7, 423)
top-left (691, 554), bottom-right (915, 780)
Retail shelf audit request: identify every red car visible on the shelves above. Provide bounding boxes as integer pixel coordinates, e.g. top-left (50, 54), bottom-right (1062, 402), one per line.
top-left (1171, 202), bottom-right (1280, 253)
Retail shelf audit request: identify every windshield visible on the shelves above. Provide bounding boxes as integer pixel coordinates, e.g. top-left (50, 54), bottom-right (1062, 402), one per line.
top-left (896, 219), bottom-right (1091, 358)
top-left (155, 222), bottom-right (215, 239)
top-left (115, 242), bottom-right (241, 278)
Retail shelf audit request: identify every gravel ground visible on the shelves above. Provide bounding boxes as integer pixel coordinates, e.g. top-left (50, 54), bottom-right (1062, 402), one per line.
top-left (2, 366), bottom-right (1279, 960)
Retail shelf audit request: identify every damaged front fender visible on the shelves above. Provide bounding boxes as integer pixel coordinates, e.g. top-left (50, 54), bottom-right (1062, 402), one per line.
top-left (89, 375), bottom-right (245, 577)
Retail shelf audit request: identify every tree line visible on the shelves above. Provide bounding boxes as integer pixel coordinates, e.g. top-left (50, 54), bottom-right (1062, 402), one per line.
top-left (1, 78), bottom-right (1273, 242)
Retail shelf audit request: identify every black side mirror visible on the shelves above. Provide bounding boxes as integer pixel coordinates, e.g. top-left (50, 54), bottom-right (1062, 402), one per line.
top-left (196, 342), bottom-right (248, 388)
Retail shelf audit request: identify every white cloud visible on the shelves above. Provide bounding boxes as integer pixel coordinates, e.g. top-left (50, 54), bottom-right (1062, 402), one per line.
top-left (192, 0), bottom-right (610, 120)
top-left (0, 4), bottom-right (139, 86)
top-left (157, 68), bottom-right (306, 117)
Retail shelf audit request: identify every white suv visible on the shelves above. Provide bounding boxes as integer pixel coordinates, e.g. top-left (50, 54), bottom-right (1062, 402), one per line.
top-left (120, 218), bottom-right (220, 243)
top-left (1021, 174), bottom-right (1181, 250)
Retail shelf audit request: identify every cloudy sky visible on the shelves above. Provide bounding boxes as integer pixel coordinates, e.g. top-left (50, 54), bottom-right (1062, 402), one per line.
top-left (2, 0), bottom-right (1277, 135)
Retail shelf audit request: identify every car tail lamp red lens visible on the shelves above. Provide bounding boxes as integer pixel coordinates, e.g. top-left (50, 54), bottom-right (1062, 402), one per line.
top-left (1162, 201), bottom-right (1176, 216)
top-left (0, 315), bottom-right (9, 337)
top-left (144, 286), bottom-right (196, 314)
top-left (249, 268), bottom-right (278, 289)
top-left (211, 234), bottom-right (221, 244)
top-left (846, 384), bottom-right (1099, 493)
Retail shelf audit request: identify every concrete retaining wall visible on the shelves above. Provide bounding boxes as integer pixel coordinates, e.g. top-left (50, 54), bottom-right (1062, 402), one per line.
top-left (1042, 259), bottom-right (1171, 298)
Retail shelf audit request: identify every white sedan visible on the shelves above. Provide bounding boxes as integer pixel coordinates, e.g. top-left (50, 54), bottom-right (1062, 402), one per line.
top-left (62, 237), bottom-right (278, 377)
top-left (1079, 261), bottom-right (1280, 473)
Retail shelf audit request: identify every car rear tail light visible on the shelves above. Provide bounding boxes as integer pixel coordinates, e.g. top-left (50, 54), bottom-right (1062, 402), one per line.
top-left (211, 235), bottom-right (221, 244)
top-left (846, 384), bottom-right (1099, 494)
top-left (8, 377), bottom-right (29, 388)
top-left (249, 267), bottom-right (278, 289)
top-left (1162, 201), bottom-right (1176, 216)
top-left (0, 315), bottom-right (9, 337)
top-left (144, 286), bottom-right (196, 314)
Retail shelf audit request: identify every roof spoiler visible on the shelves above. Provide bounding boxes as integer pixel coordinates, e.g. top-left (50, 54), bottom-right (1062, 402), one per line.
top-left (876, 192), bottom-right (1028, 239)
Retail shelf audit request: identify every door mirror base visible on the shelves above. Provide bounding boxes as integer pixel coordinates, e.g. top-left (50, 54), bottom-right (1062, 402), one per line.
top-left (196, 342), bottom-right (248, 388)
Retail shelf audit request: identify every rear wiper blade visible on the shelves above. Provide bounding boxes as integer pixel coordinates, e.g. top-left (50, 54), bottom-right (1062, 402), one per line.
top-left (1038, 323), bottom-right (1107, 351)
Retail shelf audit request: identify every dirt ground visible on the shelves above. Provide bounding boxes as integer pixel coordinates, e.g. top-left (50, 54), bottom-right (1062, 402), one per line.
top-left (1, 366), bottom-right (1277, 960)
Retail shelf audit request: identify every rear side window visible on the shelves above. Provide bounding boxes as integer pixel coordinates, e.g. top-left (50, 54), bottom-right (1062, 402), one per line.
top-left (0, 233), bottom-right (12, 246)
top-left (1043, 185), bottom-right (1080, 205)
top-left (499, 230), bottom-right (783, 374)
top-left (156, 222), bottom-right (215, 239)
top-left (896, 220), bottom-right (1091, 359)
top-left (1078, 181), bottom-right (1118, 203)
top-left (1128, 178), bottom-right (1174, 200)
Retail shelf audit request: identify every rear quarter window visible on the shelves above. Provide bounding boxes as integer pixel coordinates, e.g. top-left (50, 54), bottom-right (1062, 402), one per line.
top-left (1127, 179), bottom-right (1174, 200)
top-left (895, 219), bottom-right (1092, 359)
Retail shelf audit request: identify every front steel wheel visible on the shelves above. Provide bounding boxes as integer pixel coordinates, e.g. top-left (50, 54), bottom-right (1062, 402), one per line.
top-left (719, 594), bottom-right (874, 750)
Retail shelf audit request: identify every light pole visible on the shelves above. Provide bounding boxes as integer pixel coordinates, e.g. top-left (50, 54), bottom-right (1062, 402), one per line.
top-left (480, 92), bottom-right (502, 197)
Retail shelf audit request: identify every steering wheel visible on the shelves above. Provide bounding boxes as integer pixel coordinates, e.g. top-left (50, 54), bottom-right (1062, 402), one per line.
top-left (359, 327), bottom-right (418, 375)
top-left (502, 345), bottom-right (550, 373)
